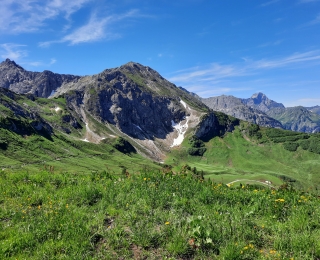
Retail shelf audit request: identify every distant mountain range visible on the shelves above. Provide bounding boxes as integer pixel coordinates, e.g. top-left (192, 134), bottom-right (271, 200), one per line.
top-left (0, 58), bottom-right (319, 149)
top-left (202, 92), bottom-right (320, 133)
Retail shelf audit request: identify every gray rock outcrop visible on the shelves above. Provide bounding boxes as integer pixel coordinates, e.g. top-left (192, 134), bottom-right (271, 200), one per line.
top-left (0, 59), bottom-right (80, 97)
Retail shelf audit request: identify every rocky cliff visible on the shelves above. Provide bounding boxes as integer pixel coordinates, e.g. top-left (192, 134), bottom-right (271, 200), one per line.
top-left (0, 59), bottom-right (80, 98)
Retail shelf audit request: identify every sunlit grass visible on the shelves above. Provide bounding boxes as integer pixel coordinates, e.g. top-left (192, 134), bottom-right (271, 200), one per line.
top-left (1, 169), bottom-right (319, 259)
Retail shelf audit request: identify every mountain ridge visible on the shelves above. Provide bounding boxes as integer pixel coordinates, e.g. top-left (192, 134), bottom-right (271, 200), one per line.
top-left (0, 58), bottom-right (80, 98)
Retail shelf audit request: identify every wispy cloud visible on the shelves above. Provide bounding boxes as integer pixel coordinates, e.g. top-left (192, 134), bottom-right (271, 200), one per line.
top-left (0, 43), bottom-right (57, 67)
top-left (258, 40), bottom-right (283, 48)
top-left (252, 51), bottom-right (320, 69)
top-left (308, 13), bottom-right (320, 25)
top-left (26, 58), bottom-right (57, 67)
top-left (39, 9), bottom-right (140, 46)
top-left (0, 43), bottom-right (28, 60)
top-left (260, 0), bottom-right (281, 7)
top-left (0, 0), bottom-right (91, 33)
top-left (168, 50), bottom-right (320, 97)
top-left (169, 63), bottom-right (248, 83)
top-left (298, 0), bottom-right (319, 3)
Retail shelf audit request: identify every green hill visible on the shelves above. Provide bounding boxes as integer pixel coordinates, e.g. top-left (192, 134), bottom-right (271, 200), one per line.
top-left (167, 120), bottom-right (320, 193)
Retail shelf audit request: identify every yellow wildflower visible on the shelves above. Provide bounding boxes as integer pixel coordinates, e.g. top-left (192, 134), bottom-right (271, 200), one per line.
top-left (165, 221), bottom-right (170, 225)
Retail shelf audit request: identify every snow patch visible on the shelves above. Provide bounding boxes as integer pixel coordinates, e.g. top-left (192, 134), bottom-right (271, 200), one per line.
top-left (82, 138), bottom-right (89, 142)
top-left (170, 116), bottom-right (189, 147)
top-left (55, 107), bottom-right (61, 112)
top-left (133, 124), bottom-right (143, 131)
top-left (180, 99), bottom-right (189, 110)
top-left (48, 90), bottom-right (56, 98)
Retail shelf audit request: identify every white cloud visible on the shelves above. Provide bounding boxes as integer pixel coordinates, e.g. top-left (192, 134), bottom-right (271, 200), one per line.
top-left (168, 50), bottom-right (320, 97)
top-left (261, 0), bottom-right (281, 7)
top-left (298, 0), bottom-right (319, 3)
top-left (0, 0), bottom-right (91, 33)
top-left (62, 15), bottom-right (113, 45)
top-left (168, 63), bottom-right (248, 83)
top-left (40, 10), bottom-right (140, 46)
top-left (258, 40), bottom-right (283, 48)
top-left (309, 14), bottom-right (320, 25)
top-left (0, 43), bottom-right (28, 60)
top-left (252, 51), bottom-right (320, 69)
top-left (50, 58), bottom-right (57, 65)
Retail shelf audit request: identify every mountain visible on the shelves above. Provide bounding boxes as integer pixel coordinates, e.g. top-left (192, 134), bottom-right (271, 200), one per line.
top-left (0, 59), bottom-right (80, 98)
top-left (242, 92), bottom-right (285, 113)
top-left (266, 106), bottom-right (320, 133)
top-left (0, 60), bottom-right (241, 161)
top-left (306, 105), bottom-right (320, 115)
top-left (202, 92), bottom-right (320, 133)
top-left (2, 59), bottom-right (320, 193)
top-left (201, 95), bottom-right (283, 128)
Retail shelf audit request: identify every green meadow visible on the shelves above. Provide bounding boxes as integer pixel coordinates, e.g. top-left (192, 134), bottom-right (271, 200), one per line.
top-left (1, 169), bottom-right (320, 259)
top-left (167, 124), bottom-right (320, 193)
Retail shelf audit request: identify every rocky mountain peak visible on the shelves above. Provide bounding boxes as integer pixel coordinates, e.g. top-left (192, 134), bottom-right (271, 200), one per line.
top-left (118, 62), bottom-right (165, 81)
top-left (1, 58), bottom-right (24, 70)
top-left (0, 59), bottom-right (81, 98)
top-left (251, 92), bottom-right (266, 102)
top-left (242, 92), bottom-right (285, 113)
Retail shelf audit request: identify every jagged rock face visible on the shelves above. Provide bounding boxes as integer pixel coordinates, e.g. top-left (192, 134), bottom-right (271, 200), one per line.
top-left (0, 59), bottom-right (80, 98)
top-left (0, 88), bottom-right (53, 136)
top-left (62, 63), bottom-right (206, 141)
top-left (201, 95), bottom-right (283, 129)
top-left (242, 92), bottom-right (285, 113)
top-left (267, 106), bottom-right (320, 133)
top-left (194, 113), bottom-right (217, 140)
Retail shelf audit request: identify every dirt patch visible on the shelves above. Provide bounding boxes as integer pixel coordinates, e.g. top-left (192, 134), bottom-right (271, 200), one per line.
top-left (131, 244), bottom-right (143, 259)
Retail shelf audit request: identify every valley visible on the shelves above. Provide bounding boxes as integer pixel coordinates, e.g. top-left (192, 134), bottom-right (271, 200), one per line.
top-left (1, 59), bottom-right (320, 259)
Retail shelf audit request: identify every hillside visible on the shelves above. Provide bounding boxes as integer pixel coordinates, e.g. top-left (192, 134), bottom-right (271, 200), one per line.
top-left (167, 119), bottom-right (320, 192)
top-left (1, 60), bottom-right (320, 192)
top-left (267, 106), bottom-right (320, 133)
top-left (1, 60), bottom-right (320, 259)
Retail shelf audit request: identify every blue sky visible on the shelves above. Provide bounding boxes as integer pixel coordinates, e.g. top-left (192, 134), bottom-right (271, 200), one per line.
top-left (1, 0), bottom-right (320, 107)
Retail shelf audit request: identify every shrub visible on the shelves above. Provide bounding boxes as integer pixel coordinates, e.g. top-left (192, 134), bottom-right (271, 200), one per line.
top-left (308, 139), bottom-right (320, 154)
top-left (188, 136), bottom-right (206, 156)
top-left (283, 142), bottom-right (299, 152)
top-left (112, 137), bottom-right (136, 154)
top-left (299, 139), bottom-right (310, 150)
top-left (188, 147), bottom-right (206, 156)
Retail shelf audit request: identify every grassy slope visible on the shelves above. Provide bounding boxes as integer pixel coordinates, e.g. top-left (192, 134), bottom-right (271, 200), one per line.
top-left (166, 126), bottom-right (320, 192)
top-left (1, 170), bottom-right (319, 259)
top-left (0, 128), bottom-right (160, 174)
